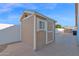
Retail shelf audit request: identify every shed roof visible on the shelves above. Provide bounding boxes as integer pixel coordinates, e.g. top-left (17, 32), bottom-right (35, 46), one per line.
top-left (24, 10), bottom-right (56, 22)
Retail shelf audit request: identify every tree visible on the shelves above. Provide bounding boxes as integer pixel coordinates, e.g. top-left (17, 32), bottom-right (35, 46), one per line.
top-left (56, 24), bottom-right (62, 28)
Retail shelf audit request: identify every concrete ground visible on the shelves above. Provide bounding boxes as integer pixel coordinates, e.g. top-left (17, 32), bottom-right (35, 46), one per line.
top-left (0, 32), bottom-right (79, 56)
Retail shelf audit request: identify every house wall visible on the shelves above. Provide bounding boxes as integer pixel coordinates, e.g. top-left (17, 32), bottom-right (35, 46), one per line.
top-left (77, 3), bottom-right (79, 45)
top-left (75, 3), bottom-right (78, 27)
top-left (21, 15), bottom-right (34, 49)
top-left (0, 25), bottom-right (21, 45)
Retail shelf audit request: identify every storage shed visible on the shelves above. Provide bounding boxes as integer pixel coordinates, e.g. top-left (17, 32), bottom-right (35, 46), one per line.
top-left (20, 10), bottom-right (56, 50)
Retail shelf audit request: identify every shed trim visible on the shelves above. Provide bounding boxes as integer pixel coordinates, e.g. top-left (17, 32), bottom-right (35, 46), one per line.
top-left (33, 15), bottom-right (36, 50)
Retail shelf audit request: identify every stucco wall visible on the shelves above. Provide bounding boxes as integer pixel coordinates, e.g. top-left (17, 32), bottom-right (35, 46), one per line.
top-left (21, 15), bottom-right (34, 49)
top-left (0, 25), bottom-right (21, 45)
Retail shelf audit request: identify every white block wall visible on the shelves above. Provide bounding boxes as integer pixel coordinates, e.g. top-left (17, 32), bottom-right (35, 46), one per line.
top-left (0, 25), bottom-right (21, 45)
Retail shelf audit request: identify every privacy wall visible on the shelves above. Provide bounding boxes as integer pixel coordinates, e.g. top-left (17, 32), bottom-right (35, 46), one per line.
top-left (0, 25), bottom-right (21, 45)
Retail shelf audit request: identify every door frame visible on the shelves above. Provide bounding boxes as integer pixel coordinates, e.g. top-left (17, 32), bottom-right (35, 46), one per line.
top-left (46, 21), bottom-right (55, 44)
top-left (36, 18), bottom-right (48, 45)
top-left (36, 19), bottom-right (54, 45)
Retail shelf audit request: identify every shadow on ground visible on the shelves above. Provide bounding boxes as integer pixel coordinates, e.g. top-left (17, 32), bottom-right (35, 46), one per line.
top-left (0, 45), bottom-right (8, 53)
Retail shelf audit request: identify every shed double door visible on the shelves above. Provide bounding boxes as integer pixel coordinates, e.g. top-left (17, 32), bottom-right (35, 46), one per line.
top-left (36, 18), bottom-right (47, 50)
top-left (46, 21), bottom-right (55, 44)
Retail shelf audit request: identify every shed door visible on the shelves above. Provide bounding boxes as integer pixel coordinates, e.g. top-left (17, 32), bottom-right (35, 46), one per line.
top-left (46, 21), bottom-right (55, 44)
top-left (36, 19), bottom-right (47, 50)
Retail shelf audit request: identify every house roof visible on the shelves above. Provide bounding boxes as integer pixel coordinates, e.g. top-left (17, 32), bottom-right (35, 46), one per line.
top-left (24, 10), bottom-right (56, 22)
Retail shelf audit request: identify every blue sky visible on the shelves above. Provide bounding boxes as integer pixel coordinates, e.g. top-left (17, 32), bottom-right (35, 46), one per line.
top-left (0, 3), bottom-right (75, 27)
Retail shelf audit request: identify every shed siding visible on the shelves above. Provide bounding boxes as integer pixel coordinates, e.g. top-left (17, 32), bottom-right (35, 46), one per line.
top-left (36, 31), bottom-right (46, 50)
top-left (52, 21), bottom-right (55, 41)
top-left (21, 15), bottom-right (34, 49)
top-left (36, 17), bottom-right (46, 50)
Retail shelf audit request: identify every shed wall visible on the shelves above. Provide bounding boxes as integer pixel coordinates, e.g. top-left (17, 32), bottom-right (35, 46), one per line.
top-left (21, 15), bottom-right (34, 49)
top-left (36, 17), bottom-right (46, 50)
top-left (47, 21), bottom-right (55, 42)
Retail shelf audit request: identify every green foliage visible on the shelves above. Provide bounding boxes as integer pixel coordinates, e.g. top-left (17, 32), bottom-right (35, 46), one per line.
top-left (56, 24), bottom-right (62, 28)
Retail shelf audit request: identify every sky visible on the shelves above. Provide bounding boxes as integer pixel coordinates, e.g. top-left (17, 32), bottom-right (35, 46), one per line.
top-left (0, 3), bottom-right (75, 27)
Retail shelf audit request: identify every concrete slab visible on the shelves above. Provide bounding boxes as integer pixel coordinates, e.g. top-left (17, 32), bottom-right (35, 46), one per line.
top-left (0, 32), bottom-right (79, 56)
